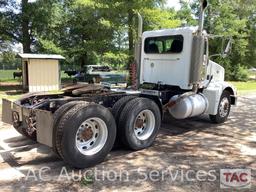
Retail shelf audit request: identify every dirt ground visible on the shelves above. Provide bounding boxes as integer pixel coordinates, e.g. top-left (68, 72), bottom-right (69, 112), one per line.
top-left (0, 93), bottom-right (256, 192)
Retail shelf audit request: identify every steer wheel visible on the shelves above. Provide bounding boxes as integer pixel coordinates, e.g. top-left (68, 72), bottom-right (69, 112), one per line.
top-left (209, 90), bottom-right (231, 124)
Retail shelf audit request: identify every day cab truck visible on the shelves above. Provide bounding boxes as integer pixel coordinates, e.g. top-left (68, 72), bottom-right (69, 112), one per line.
top-left (2, 0), bottom-right (237, 168)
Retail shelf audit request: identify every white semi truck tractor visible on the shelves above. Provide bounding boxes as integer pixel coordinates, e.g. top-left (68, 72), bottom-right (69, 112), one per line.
top-left (2, 0), bottom-right (237, 168)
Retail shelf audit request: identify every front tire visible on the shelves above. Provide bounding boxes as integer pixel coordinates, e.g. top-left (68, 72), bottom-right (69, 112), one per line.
top-left (118, 97), bottom-right (161, 150)
top-left (209, 90), bottom-right (231, 124)
top-left (56, 103), bottom-right (116, 168)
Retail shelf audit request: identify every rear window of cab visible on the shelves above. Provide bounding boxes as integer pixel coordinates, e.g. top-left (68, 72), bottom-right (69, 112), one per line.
top-left (144, 35), bottom-right (184, 54)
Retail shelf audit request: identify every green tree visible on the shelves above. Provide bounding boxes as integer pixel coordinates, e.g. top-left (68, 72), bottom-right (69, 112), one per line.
top-left (0, 51), bottom-right (20, 70)
top-left (1, 0), bottom-right (183, 71)
top-left (244, 2), bottom-right (256, 68)
top-left (186, 0), bottom-right (255, 81)
top-left (44, 0), bottom-right (181, 69)
top-left (109, 0), bottom-right (180, 65)
top-left (53, 0), bottom-right (117, 69)
top-left (176, 0), bottom-right (197, 26)
top-left (0, 0), bottom-right (60, 53)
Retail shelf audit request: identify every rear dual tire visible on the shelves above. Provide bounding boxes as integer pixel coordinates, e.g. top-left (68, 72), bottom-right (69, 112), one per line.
top-left (52, 101), bottom-right (88, 155)
top-left (54, 103), bottom-right (116, 168)
top-left (118, 97), bottom-right (161, 150)
top-left (111, 96), bottom-right (137, 147)
top-left (53, 97), bottom-right (160, 168)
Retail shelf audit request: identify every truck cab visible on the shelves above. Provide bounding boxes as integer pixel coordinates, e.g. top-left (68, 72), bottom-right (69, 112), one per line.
top-left (138, 26), bottom-right (237, 118)
top-left (141, 27), bottom-right (198, 90)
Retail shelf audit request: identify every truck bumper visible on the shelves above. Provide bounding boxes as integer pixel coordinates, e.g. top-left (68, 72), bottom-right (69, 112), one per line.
top-left (231, 95), bottom-right (238, 106)
top-left (2, 99), bottom-right (12, 125)
top-left (2, 99), bottom-right (54, 147)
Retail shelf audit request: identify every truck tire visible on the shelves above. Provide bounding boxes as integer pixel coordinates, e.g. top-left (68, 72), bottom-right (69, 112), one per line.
top-left (56, 103), bottom-right (116, 168)
top-left (52, 101), bottom-right (88, 154)
top-left (111, 95), bottom-right (136, 147)
top-left (111, 95), bottom-right (137, 123)
top-left (118, 97), bottom-right (161, 150)
top-left (55, 102), bottom-right (89, 159)
top-left (209, 90), bottom-right (231, 124)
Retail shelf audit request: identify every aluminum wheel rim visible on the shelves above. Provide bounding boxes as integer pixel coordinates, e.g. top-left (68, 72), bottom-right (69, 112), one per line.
top-left (134, 110), bottom-right (155, 140)
top-left (219, 97), bottom-right (230, 118)
top-left (75, 117), bottom-right (108, 156)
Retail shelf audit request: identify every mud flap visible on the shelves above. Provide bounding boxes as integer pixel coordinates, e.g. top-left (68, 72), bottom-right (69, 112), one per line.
top-left (2, 99), bottom-right (12, 125)
top-left (35, 109), bottom-right (53, 147)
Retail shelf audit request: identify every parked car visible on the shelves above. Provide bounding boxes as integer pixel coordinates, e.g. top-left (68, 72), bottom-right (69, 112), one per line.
top-left (74, 65), bottom-right (127, 87)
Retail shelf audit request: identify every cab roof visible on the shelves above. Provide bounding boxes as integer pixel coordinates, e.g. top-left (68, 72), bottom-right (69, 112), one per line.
top-left (142, 26), bottom-right (199, 38)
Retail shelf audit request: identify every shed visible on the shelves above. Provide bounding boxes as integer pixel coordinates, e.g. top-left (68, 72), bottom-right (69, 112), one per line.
top-left (18, 53), bottom-right (65, 92)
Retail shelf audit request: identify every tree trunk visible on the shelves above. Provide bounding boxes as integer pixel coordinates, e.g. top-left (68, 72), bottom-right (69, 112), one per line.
top-left (21, 0), bottom-right (31, 53)
top-left (80, 53), bottom-right (88, 71)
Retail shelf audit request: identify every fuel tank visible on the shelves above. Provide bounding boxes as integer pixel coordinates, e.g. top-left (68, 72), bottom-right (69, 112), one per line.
top-left (168, 93), bottom-right (209, 119)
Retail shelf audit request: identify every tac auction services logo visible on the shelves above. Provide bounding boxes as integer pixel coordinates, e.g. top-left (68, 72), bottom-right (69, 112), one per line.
top-left (220, 169), bottom-right (251, 189)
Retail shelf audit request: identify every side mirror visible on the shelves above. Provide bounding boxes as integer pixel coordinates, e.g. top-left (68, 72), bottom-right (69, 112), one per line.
top-left (223, 39), bottom-right (232, 58)
top-left (209, 36), bottom-right (232, 59)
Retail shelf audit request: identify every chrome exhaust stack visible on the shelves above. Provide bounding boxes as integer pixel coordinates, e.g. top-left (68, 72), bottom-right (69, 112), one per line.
top-left (198, 0), bottom-right (208, 36)
top-left (189, 0), bottom-right (208, 91)
top-left (137, 13), bottom-right (143, 40)
top-left (134, 13), bottom-right (143, 89)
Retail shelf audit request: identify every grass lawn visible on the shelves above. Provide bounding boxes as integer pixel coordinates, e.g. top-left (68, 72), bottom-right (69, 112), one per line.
top-left (0, 70), bottom-right (71, 102)
top-left (0, 70), bottom-right (71, 83)
top-left (0, 69), bottom-right (70, 78)
top-left (229, 81), bottom-right (256, 93)
top-left (0, 93), bottom-right (22, 101)
top-left (0, 84), bottom-right (24, 102)
top-left (0, 70), bottom-right (17, 79)
top-left (0, 70), bottom-right (21, 83)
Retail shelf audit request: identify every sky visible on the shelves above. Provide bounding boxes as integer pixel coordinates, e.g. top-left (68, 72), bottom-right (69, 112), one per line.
top-left (166, 0), bottom-right (181, 10)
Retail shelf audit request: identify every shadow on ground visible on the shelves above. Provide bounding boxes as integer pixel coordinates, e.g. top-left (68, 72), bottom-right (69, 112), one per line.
top-left (0, 95), bottom-right (255, 191)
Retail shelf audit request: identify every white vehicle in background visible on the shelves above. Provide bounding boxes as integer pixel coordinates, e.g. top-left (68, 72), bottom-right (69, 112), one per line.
top-left (249, 68), bottom-right (256, 72)
top-left (86, 65), bottom-right (112, 74)
top-left (2, 0), bottom-right (236, 169)
top-left (74, 65), bottom-right (127, 87)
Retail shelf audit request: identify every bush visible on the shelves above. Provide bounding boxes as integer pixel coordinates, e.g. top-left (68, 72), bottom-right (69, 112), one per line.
top-left (233, 65), bottom-right (249, 82)
top-left (102, 51), bottom-right (129, 70)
